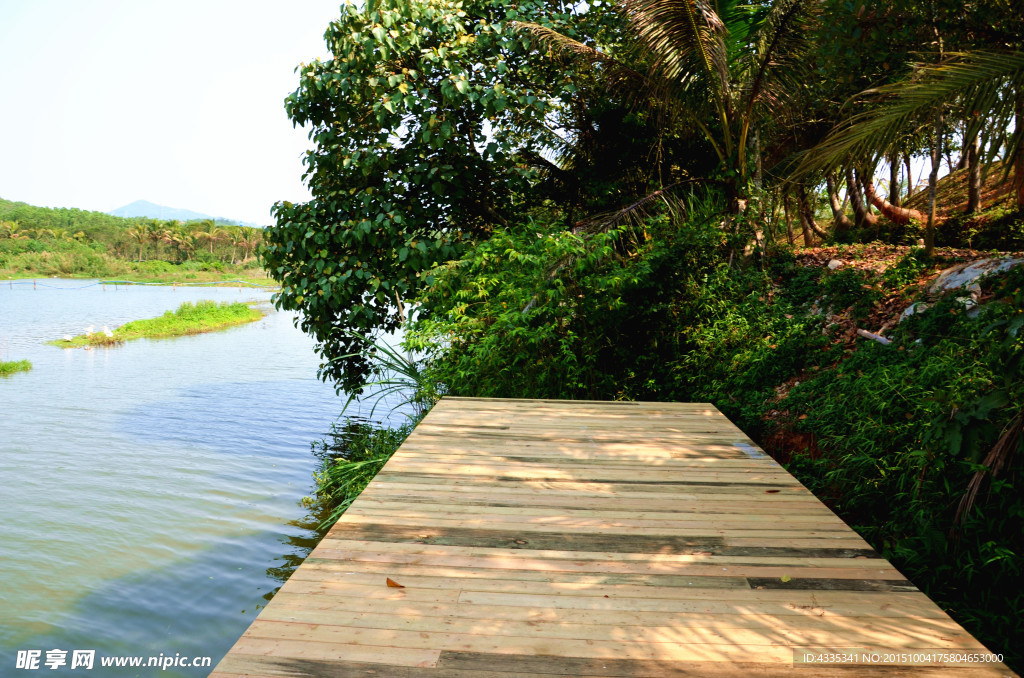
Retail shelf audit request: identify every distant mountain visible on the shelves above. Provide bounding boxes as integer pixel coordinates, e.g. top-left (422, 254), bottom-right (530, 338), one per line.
top-left (108, 200), bottom-right (265, 228)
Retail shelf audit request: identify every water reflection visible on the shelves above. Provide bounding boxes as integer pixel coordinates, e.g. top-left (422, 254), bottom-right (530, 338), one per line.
top-left (1, 280), bottom-right (411, 675)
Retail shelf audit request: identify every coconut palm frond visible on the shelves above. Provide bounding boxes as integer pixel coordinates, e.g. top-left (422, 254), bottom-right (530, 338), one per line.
top-left (623, 0), bottom-right (738, 159)
top-left (336, 330), bottom-right (439, 420)
top-left (741, 0), bottom-right (817, 122)
top-left (953, 407), bottom-right (1024, 535)
top-left (510, 22), bottom-right (649, 91)
top-left (624, 0), bottom-right (727, 89)
top-left (576, 180), bottom-right (709, 234)
top-left (793, 50), bottom-right (1024, 178)
top-left (736, 0), bottom-right (818, 167)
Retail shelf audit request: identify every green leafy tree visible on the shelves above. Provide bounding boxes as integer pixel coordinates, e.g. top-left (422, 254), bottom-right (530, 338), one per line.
top-left (264, 0), bottom-right (614, 392)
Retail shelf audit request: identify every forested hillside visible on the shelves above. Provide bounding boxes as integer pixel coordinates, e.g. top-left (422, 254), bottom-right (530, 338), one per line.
top-left (266, 0), bottom-right (1024, 667)
top-left (0, 198), bottom-right (265, 280)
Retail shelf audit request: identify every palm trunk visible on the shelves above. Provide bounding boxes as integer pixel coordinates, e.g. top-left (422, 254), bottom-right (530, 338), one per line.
top-left (798, 184), bottom-right (828, 240)
top-left (889, 154), bottom-right (901, 207)
top-left (967, 131), bottom-right (981, 213)
top-left (793, 191), bottom-right (814, 246)
top-left (925, 104), bottom-right (944, 257)
top-left (956, 123), bottom-right (969, 170)
top-left (846, 167), bottom-right (877, 228)
top-left (860, 173), bottom-right (876, 215)
top-left (858, 168), bottom-right (926, 225)
top-left (782, 192), bottom-right (796, 246)
top-left (904, 153), bottom-right (914, 201)
top-left (1015, 85), bottom-right (1024, 211)
top-left (826, 173), bottom-right (854, 231)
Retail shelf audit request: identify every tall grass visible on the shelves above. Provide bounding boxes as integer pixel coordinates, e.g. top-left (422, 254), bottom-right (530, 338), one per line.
top-left (0, 359), bottom-right (31, 376)
top-left (339, 330), bottom-right (442, 419)
top-left (308, 419), bottom-right (418, 529)
top-left (308, 332), bottom-right (439, 530)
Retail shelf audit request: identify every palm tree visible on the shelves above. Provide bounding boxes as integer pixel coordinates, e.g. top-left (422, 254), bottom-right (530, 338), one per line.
top-left (148, 222), bottom-right (168, 260)
top-left (517, 0), bottom-right (819, 217)
top-left (226, 226), bottom-right (243, 264)
top-left (193, 220), bottom-right (228, 256)
top-left (239, 228), bottom-right (262, 263)
top-left (1, 221), bottom-right (33, 239)
top-left (125, 224), bottom-right (150, 261)
top-left (794, 50), bottom-right (1024, 253)
top-left (164, 223), bottom-right (195, 262)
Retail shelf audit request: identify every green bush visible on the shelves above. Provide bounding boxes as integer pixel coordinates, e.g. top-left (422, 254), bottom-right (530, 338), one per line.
top-left (774, 266), bottom-right (1024, 667)
top-left (408, 200), bottom-right (728, 401)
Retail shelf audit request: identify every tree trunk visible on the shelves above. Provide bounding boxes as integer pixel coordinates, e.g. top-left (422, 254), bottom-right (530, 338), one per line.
top-left (956, 123), bottom-right (969, 170)
top-left (798, 184), bottom-right (829, 240)
top-left (826, 173), bottom-right (854, 231)
top-left (793, 191), bottom-right (814, 246)
top-left (862, 176), bottom-right (875, 215)
top-left (967, 131), bottom-right (981, 213)
top-left (859, 168), bottom-right (926, 224)
top-left (926, 104), bottom-right (944, 257)
top-left (783, 191), bottom-right (796, 246)
top-left (904, 153), bottom-right (914, 201)
top-left (846, 167), bottom-right (877, 228)
top-left (1015, 85), bottom-right (1024, 211)
top-left (753, 129), bottom-right (763, 189)
top-left (889, 154), bottom-right (901, 207)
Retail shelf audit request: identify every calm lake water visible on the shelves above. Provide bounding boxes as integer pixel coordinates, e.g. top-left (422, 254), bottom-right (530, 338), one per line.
top-left (0, 279), bottom-right (401, 676)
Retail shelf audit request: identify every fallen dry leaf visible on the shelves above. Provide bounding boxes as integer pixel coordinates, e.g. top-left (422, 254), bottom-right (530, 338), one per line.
top-left (386, 578), bottom-right (405, 588)
top-left (781, 575), bottom-right (792, 583)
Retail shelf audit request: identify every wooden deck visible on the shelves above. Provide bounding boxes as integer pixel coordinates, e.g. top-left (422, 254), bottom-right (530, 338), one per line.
top-left (212, 397), bottom-right (1013, 677)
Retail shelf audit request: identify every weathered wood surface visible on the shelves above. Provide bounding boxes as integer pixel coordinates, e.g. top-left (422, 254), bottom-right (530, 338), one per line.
top-left (212, 397), bottom-right (1013, 677)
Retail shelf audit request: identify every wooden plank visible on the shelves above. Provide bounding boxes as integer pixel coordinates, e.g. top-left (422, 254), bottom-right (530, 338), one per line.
top-left (211, 398), bottom-right (1012, 677)
top-left (305, 548), bottom-right (905, 580)
top-left (350, 497), bottom-right (840, 521)
top-left (239, 620), bottom-right (797, 662)
top-left (304, 538), bottom-right (884, 566)
top-left (251, 608), bottom-right (980, 650)
top-left (259, 593), bottom-right (966, 631)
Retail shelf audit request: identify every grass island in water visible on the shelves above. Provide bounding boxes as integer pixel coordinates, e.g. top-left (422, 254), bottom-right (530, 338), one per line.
top-left (51, 300), bottom-right (263, 348)
top-left (0, 359), bottom-right (32, 376)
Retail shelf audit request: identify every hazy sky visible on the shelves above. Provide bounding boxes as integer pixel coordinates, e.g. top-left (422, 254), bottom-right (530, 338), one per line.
top-left (0, 1), bottom-right (343, 225)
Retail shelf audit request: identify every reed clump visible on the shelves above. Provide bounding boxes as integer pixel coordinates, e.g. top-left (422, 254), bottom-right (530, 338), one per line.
top-left (0, 359), bottom-right (31, 376)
